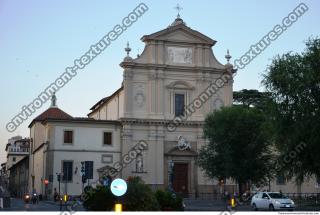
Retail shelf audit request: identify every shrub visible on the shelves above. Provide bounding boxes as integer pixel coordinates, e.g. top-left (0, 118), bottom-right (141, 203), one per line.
top-left (155, 189), bottom-right (184, 211)
top-left (123, 176), bottom-right (160, 211)
top-left (82, 176), bottom-right (160, 211)
top-left (82, 185), bottom-right (116, 211)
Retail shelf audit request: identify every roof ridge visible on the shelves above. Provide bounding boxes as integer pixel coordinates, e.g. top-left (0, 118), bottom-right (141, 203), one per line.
top-left (28, 106), bottom-right (72, 128)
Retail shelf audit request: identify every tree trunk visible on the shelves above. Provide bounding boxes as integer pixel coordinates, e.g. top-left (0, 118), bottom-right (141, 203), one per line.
top-left (238, 181), bottom-right (247, 196)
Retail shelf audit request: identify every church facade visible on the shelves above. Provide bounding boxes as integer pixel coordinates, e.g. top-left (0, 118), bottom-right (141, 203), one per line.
top-left (87, 16), bottom-right (235, 195)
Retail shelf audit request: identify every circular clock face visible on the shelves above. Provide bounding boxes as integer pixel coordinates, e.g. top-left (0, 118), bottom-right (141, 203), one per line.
top-left (110, 178), bottom-right (127, 197)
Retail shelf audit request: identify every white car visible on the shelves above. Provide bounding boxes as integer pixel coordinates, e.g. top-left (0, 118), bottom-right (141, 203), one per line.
top-left (251, 192), bottom-right (295, 211)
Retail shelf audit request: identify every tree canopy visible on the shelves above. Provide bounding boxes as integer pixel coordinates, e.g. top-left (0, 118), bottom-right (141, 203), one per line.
top-left (262, 37), bottom-right (320, 181)
top-left (233, 89), bottom-right (271, 111)
top-left (198, 106), bottom-right (273, 192)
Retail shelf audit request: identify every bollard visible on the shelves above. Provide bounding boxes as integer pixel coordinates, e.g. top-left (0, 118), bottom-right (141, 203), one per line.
top-left (115, 203), bottom-right (122, 212)
top-left (231, 198), bottom-right (236, 208)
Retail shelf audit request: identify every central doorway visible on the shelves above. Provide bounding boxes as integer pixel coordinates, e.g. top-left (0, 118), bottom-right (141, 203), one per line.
top-left (172, 163), bottom-right (188, 196)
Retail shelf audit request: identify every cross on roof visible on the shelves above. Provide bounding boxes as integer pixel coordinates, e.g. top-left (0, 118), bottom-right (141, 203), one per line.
top-left (174, 3), bottom-right (183, 18)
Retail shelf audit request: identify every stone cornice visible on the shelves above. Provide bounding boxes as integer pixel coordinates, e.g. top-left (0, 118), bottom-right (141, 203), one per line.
top-left (120, 117), bottom-right (204, 127)
top-left (120, 62), bottom-right (226, 73)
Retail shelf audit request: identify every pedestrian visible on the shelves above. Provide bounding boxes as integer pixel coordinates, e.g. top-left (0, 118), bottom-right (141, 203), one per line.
top-left (54, 188), bottom-right (59, 202)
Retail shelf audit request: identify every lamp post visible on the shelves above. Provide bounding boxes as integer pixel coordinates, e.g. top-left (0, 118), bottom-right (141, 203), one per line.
top-left (168, 160), bottom-right (174, 191)
top-left (56, 172), bottom-right (63, 211)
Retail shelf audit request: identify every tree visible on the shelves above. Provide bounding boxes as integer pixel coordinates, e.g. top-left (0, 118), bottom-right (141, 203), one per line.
top-left (233, 89), bottom-right (271, 111)
top-left (198, 106), bottom-right (273, 194)
top-left (262, 37), bottom-right (320, 181)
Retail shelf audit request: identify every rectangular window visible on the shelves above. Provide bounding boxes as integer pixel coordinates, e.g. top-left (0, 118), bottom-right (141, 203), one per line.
top-left (12, 157), bottom-right (16, 162)
top-left (64, 131), bottom-right (73, 144)
top-left (175, 93), bottom-right (185, 116)
top-left (62, 161), bottom-right (73, 182)
top-left (317, 176), bottom-right (320, 185)
top-left (276, 174), bottom-right (286, 185)
top-left (103, 132), bottom-right (112, 145)
top-left (85, 161), bottom-right (94, 179)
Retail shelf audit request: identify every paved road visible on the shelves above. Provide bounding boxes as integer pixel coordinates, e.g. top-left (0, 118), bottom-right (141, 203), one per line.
top-left (184, 199), bottom-right (320, 211)
top-left (3, 197), bottom-right (319, 212)
top-left (1, 198), bottom-right (84, 212)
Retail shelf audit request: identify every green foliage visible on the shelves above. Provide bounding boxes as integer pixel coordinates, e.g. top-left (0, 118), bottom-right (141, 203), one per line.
top-left (123, 176), bottom-right (160, 211)
top-left (82, 185), bottom-right (116, 211)
top-left (155, 189), bottom-right (184, 211)
top-left (262, 37), bottom-right (320, 181)
top-left (233, 89), bottom-right (271, 111)
top-left (82, 177), bottom-right (160, 211)
top-left (198, 106), bottom-right (273, 190)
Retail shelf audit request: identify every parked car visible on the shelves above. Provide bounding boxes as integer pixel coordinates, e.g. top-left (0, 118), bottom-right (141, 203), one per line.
top-left (251, 192), bottom-right (295, 211)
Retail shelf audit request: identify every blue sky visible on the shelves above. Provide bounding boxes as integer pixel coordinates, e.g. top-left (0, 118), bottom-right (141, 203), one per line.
top-left (0, 0), bottom-right (319, 163)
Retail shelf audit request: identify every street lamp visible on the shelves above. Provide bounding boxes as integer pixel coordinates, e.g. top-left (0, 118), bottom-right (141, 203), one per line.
top-left (56, 172), bottom-right (63, 211)
top-left (168, 160), bottom-right (174, 191)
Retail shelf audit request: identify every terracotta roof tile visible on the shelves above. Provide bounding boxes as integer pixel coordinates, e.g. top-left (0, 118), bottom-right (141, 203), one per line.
top-left (34, 107), bottom-right (72, 121)
top-left (28, 107), bottom-right (72, 127)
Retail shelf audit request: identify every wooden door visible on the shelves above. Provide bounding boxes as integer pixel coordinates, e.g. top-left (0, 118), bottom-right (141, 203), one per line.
top-left (172, 163), bottom-right (188, 196)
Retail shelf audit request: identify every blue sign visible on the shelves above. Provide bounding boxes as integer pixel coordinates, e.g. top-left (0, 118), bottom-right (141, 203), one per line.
top-left (110, 178), bottom-right (127, 197)
top-left (103, 178), bottom-right (109, 187)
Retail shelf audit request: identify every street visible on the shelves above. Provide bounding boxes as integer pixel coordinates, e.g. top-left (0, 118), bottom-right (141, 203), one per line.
top-left (2, 198), bottom-right (76, 211)
top-left (183, 199), bottom-right (320, 211)
top-left (184, 199), bottom-right (252, 211)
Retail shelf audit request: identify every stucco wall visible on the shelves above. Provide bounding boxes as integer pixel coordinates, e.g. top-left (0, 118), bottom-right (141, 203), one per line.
top-left (45, 122), bottom-right (121, 196)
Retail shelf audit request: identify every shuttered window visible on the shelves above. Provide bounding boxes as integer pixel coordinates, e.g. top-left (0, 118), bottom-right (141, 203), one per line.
top-left (64, 131), bottom-right (73, 144)
top-left (85, 161), bottom-right (94, 179)
top-left (62, 161), bottom-right (73, 182)
top-left (103, 132), bottom-right (112, 145)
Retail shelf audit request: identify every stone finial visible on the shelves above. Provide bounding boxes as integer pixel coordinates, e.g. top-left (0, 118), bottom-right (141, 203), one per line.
top-left (125, 41), bottom-right (131, 57)
top-left (225, 49), bottom-right (232, 63)
top-left (123, 42), bottom-right (133, 62)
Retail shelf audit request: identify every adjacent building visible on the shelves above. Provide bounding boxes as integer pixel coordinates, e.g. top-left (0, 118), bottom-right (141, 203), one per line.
top-left (8, 156), bottom-right (29, 198)
top-left (5, 136), bottom-right (29, 172)
top-left (28, 94), bottom-right (121, 198)
top-left (3, 136), bottom-right (30, 197)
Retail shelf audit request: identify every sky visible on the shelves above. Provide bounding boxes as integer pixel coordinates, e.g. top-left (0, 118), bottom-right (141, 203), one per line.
top-left (0, 0), bottom-right (319, 164)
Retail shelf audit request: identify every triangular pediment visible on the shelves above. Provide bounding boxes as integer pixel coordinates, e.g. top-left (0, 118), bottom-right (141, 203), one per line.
top-left (141, 23), bottom-right (216, 46)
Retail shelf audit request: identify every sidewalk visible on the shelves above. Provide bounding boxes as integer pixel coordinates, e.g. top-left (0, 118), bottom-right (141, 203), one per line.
top-left (184, 199), bottom-right (252, 211)
top-left (42, 199), bottom-right (86, 211)
top-left (3, 198), bottom-right (61, 211)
